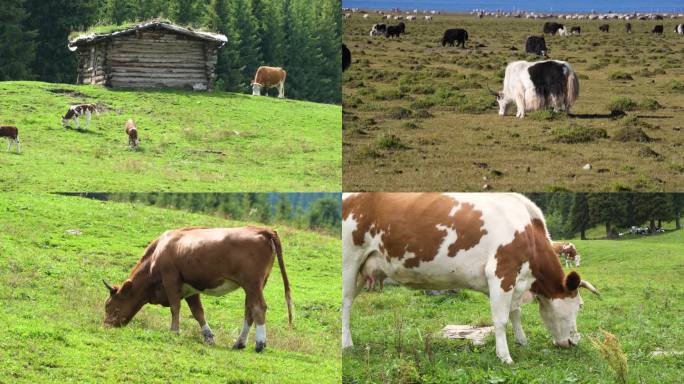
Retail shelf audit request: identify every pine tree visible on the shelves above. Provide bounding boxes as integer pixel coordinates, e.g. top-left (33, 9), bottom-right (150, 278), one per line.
top-left (0, 0), bottom-right (36, 80)
top-left (275, 194), bottom-right (293, 221)
top-left (568, 193), bottom-right (590, 240)
top-left (588, 193), bottom-right (627, 238)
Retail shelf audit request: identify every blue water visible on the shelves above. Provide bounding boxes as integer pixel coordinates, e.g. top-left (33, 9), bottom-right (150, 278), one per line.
top-left (342, 0), bottom-right (683, 13)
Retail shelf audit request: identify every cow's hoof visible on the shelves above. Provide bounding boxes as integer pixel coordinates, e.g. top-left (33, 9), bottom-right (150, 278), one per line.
top-left (499, 356), bottom-right (514, 365)
top-left (204, 336), bottom-right (215, 345)
top-left (232, 341), bottom-right (246, 350)
top-left (255, 341), bottom-right (266, 353)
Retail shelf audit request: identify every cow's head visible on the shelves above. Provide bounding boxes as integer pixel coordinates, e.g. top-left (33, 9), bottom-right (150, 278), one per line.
top-left (536, 271), bottom-right (599, 348)
top-left (61, 116), bottom-right (69, 127)
top-left (251, 82), bottom-right (262, 96)
top-left (103, 279), bottom-right (144, 327)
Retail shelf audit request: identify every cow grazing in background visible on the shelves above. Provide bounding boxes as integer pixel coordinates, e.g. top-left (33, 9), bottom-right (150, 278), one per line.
top-left (676, 24), bottom-right (684, 34)
top-left (558, 27), bottom-right (569, 36)
top-left (552, 241), bottom-right (581, 267)
top-left (62, 104), bottom-right (98, 129)
top-left (652, 25), bottom-right (664, 34)
top-left (103, 227), bottom-right (293, 353)
top-left (342, 44), bottom-right (351, 72)
top-left (0, 126), bottom-right (20, 153)
top-left (385, 22), bottom-right (405, 38)
top-left (525, 35), bottom-right (548, 56)
top-left (543, 22), bottom-right (564, 34)
top-left (125, 119), bottom-right (139, 148)
top-left (369, 23), bottom-right (387, 36)
top-left (442, 28), bottom-right (469, 48)
top-left (625, 23), bottom-right (632, 33)
top-left (599, 24), bottom-right (610, 32)
top-left (342, 193), bottom-right (600, 364)
top-left (570, 26), bottom-right (581, 34)
top-left (492, 60), bottom-right (579, 118)
top-left (425, 15), bottom-right (433, 21)
top-left (251, 66), bottom-right (286, 98)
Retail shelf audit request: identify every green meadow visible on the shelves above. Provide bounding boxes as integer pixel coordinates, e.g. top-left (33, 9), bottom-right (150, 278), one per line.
top-left (342, 227), bottom-right (684, 383)
top-left (0, 194), bottom-right (341, 383)
top-left (343, 15), bottom-right (684, 192)
top-left (0, 81), bottom-right (341, 192)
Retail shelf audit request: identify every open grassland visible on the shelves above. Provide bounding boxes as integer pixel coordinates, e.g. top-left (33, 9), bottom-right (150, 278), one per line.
top-left (343, 16), bottom-right (684, 192)
top-left (0, 81), bottom-right (341, 191)
top-left (342, 227), bottom-right (684, 383)
top-left (0, 194), bottom-right (341, 383)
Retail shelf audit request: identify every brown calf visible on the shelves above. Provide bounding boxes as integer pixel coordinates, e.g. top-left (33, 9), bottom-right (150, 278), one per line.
top-left (0, 126), bottom-right (20, 153)
top-left (125, 119), bottom-right (139, 148)
top-left (251, 66), bottom-right (287, 98)
top-left (103, 226), bottom-right (293, 352)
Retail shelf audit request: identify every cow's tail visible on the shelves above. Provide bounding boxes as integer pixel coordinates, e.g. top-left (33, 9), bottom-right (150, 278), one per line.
top-left (269, 230), bottom-right (293, 327)
top-left (565, 66), bottom-right (579, 112)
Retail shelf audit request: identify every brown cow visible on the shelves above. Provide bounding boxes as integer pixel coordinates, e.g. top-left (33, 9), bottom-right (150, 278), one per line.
top-left (251, 66), bottom-right (287, 98)
top-left (0, 126), bottom-right (20, 153)
top-left (552, 241), bottom-right (581, 267)
top-left (103, 226), bottom-right (293, 352)
top-left (125, 119), bottom-right (139, 148)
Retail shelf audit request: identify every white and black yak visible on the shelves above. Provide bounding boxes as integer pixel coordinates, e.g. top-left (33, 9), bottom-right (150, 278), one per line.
top-left (491, 60), bottom-right (579, 118)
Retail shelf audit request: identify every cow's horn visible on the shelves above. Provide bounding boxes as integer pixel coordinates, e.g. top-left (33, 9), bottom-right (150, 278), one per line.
top-left (103, 279), bottom-right (115, 292)
top-left (580, 280), bottom-right (600, 296)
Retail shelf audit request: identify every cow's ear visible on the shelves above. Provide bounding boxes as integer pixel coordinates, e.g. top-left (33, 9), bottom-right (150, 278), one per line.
top-left (119, 280), bottom-right (133, 296)
top-left (565, 271), bottom-right (581, 291)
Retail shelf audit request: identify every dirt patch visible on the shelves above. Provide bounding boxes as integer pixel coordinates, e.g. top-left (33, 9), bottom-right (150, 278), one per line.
top-left (47, 88), bottom-right (88, 98)
top-left (637, 146), bottom-right (663, 160)
top-left (613, 127), bottom-right (654, 142)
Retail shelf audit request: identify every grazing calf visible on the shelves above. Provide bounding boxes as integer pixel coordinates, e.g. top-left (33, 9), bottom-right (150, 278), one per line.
top-left (625, 23), bottom-right (632, 33)
top-left (442, 28), bottom-right (469, 48)
top-left (125, 119), bottom-right (139, 148)
top-left (251, 66), bottom-right (287, 98)
top-left (103, 227), bottom-right (293, 352)
top-left (552, 241), bottom-right (581, 267)
top-left (342, 193), bottom-right (600, 364)
top-left (652, 25), bottom-right (664, 34)
top-left (385, 22), bottom-right (405, 38)
top-left (570, 26), bottom-right (581, 34)
top-left (492, 60), bottom-right (579, 118)
top-left (599, 24), bottom-right (610, 32)
top-left (62, 104), bottom-right (98, 129)
top-left (0, 126), bottom-right (20, 153)
top-left (525, 35), bottom-right (548, 56)
top-left (543, 22), bottom-right (564, 34)
top-left (369, 23), bottom-right (387, 36)
top-left (342, 44), bottom-right (351, 72)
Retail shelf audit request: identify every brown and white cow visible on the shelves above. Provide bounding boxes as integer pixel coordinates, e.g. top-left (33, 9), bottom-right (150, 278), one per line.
top-left (251, 66), bottom-right (286, 98)
top-left (103, 226), bottom-right (293, 352)
top-left (0, 126), bottom-right (20, 153)
top-left (62, 104), bottom-right (98, 129)
top-left (342, 193), bottom-right (599, 364)
top-left (125, 119), bottom-right (139, 148)
top-left (552, 241), bottom-right (581, 267)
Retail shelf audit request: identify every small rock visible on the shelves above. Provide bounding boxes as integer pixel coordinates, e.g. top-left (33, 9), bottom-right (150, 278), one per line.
top-left (526, 166), bottom-right (531, 172)
top-left (597, 168), bottom-right (610, 173)
top-left (473, 162), bottom-right (489, 169)
top-left (490, 169), bottom-right (504, 177)
top-left (482, 184), bottom-right (492, 190)
top-left (582, 163), bottom-right (592, 171)
top-left (65, 229), bottom-right (82, 235)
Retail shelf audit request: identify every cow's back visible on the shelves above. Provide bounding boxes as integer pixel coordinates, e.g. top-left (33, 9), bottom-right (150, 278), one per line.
top-left (255, 67), bottom-right (286, 87)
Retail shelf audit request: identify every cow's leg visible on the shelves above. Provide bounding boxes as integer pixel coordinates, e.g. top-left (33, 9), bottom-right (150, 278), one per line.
top-left (488, 284), bottom-right (514, 364)
top-left (515, 95), bottom-right (525, 118)
top-left (161, 273), bottom-right (183, 333)
top-left (85, 110), bottom-right (91, 129)
top-left (6, 139), bottom-right (10, 152)
top-left (15, 138), bottom-right (20, 153)
top-left (245, 285), bottom-right (268, 352)
top-left (233, 295), bottom-right (253, 350)
top-left (186, 294), bottom-right (214, 345)
top-left (509, 306), bottom-right (527, 345)
top-left (74, 116), bottom-right (80, 129)
top-left (342, 251), bottom-right (365, 348)
top-left (278, 81), bottom-right (285, 99)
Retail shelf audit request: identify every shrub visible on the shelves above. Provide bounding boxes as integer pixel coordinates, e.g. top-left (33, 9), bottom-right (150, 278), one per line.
top-left (608, 97), bottom-right (637, 112)
top-left (612, 127), bottom-right (653, 142)
top-left (589, 331), bottom-right (628, 384)
top-left (386, 107), bottom-right (413, 120)
top-left (529, 109), bottom-right (566, 121)
top-left (376, 133), bottom-right (407, 150)
top-left (552, 124), bottom-right (608, 143)
top-left (637, 98), bottom-right (662, 111)
top-left (609, 71), bottom-right (633, 80)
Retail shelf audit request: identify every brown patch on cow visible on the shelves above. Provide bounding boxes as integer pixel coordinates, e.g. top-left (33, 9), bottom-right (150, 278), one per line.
top-left (252, 66), bottom-right (286, 87)
top-left (343, 193), bottom-right (488, 268)
top-left (494, 219), bottom-right (578, 298)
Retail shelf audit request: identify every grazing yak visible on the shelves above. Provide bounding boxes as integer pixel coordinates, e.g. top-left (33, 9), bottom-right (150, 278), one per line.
top-left (342, 44), bottom-right (351, 72)
top-left (492, 60), bottom-right (579, 118)
top-left (103, 226), bottom-right (293, 353)
top-left (525, 35), bottom-right (547, 56)
top-left (125, 119), bottom-right (139, 148)
top-left (442, 28), bottom-right (468, 48)
top-left (625, 23), bottom-right (632, 33)
top-left (599, 24), bottom-right (610, 32)
top-left (251, 66), bottom-right (286, 98)
top-left (385, 22), bottom-right (405, 38)
top-left (652, 25), bottom-right (664, 34)
top-left (62, 104), bottom-right (98, 129)
top-left (342, 193), bottom-right (600, 364)
top-left (0, 125), bottom-right (20, 153)
top-left (369, 23), bottom-right (387, 36)
top-left (570, 26), bottom-right (581, 35)
top-left (676, 24), bottom-right (684, 35)
top-left (543, 22), bottom-right (564, 34)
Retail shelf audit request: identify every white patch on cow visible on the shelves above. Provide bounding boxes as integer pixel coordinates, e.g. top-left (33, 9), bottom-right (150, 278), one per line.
top-left (238, 319), bottom-right (251, 342)
top-left (255, 324), bottom-right (266, 343)
top-left (538, 294), bottom-right (582, 347)
top-left (180, 280), bottom-right (239, 298)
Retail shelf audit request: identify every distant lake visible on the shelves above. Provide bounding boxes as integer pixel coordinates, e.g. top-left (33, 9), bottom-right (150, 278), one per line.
top-left (342, 0), bottom-right (684, 13)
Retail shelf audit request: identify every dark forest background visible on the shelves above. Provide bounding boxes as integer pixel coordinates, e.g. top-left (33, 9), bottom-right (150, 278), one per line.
top-left (0, 0), bottom-right (341, 103)
top-left (527, 193), bottom-right (684, 240)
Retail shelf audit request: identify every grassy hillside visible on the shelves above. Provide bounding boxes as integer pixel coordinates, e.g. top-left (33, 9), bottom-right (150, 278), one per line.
top-left (343, 16), bottom-right (684, 192)
top-left (0, 194), bottom-right (341, 383)
top-left (0, 81), bottom-right (341, 191)
top-left (342, 229), bottom-right (684, 383)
